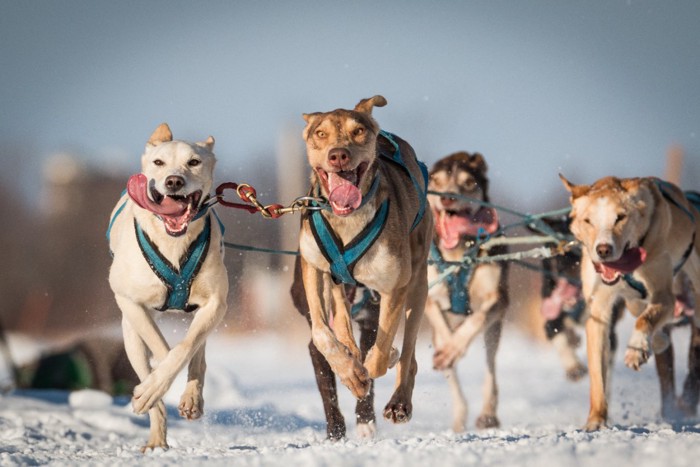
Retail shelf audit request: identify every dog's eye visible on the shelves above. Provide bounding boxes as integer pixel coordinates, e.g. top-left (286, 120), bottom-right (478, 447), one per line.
top-left (315, 130), bottom-right (327, 139)
top-left (583, 218), bottom-right (592, 225)
top-left (153, 159), bottom-right (164, 166)
top-left (352, 127), bottom-right (365, 137)
top-left (188, 159), bottom-right (201, 167)
top-left (464, 179), bottom-right (477, 191)
top-left (615, 213), bottom-right (626, 224)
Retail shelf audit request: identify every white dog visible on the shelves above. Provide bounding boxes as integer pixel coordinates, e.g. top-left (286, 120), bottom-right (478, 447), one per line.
top-left (107, 123), bottom-right (228, 450)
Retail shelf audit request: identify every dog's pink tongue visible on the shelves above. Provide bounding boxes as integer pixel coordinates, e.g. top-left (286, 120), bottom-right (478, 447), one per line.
top-left (436, 207), bottom-right (499, 249)
top-left (328, 173), bottom-right (362, 213)
top-left (127, 174), bottom-right (188, 216)
top-left (602, 247), bottom-right (647, 273)
top-left (594, 247), bottom-right (647, 282)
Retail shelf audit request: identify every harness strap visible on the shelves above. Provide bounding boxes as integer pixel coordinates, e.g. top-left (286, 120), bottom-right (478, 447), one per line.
top-left (655, 179), bottom-right (695, 222)
top-left (430, 241), bottom-right (473, 315)
top-left (135, 215), bottom-right (212, 312)
top-left (309, 199), bottom-right (390, 285)
top-left (378, 130), bottom-right (429, 231)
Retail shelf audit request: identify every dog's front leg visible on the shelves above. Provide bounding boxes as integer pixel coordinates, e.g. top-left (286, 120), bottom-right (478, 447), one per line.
top-left (179, 343), bottom-right (206, 420)
top-left (584, 296), bottom-right (616, 431)
top-left (121, 315), bottom-right (168, 451)
top-left (302, 257), bottom-right (369, 398)
top-left (625, 291), bottom-right (674, 371)
top-left (330, 283), bottom-right (361, 361)
top-left (364, 287), bottom-right (408, 380)
top-left (132, 297), bottom-right (226, 414)
top-left (424, 297), bottom-right (454, 352)
top-left (381, 278), bottom-right (427, 423)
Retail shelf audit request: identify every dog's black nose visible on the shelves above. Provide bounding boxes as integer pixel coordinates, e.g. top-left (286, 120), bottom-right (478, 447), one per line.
top-left (165, 175), bottom-right (185, 192)
top-left (328, 148), bottom-right (350, 168)
top-left (596, 243), bottom-right (613, 260)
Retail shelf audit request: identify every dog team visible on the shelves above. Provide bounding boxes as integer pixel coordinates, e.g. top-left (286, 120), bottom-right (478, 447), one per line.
top-left (107, 95), bottom-right (700, 450)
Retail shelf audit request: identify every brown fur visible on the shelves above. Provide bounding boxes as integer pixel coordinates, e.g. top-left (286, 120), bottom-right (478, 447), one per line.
top-left (298, 95), bottom-right (433, 425)
top-left (424, 151), bottom-right (509, 432)
top-left (561, 174), bottom-right (700, 430)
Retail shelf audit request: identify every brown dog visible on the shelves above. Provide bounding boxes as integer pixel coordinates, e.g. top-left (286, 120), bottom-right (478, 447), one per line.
top-left (561, 175), bottom-right (700, 430)
top-left (298, 95), bottom-right (432, 424)
top-left (424, 152), bottom-right (508, 432)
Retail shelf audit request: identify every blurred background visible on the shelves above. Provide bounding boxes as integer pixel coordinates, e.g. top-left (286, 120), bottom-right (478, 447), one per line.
top-left (1, 1), bottom-right (699, 390)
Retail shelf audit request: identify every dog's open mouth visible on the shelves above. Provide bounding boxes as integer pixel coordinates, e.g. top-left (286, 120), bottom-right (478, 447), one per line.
top-left (127, 173), bottom-right (203, 237)
top-left (317, 162), bottom-right (369, 216)
top-left (593, 244), bottom-right (647, 285)
top-left (434, 205), bottom-right (499, 249)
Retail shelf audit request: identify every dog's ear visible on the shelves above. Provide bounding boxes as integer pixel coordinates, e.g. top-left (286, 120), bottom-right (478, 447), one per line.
top-left (559, 173), bottom-right (590, 199)
top-left (354, 95), bottom-right (387, 114)
top-left (148, 123), bottom-right (173, 147)
top-left (468, 153), bottom-right (488, 174)
top-left (196, 136), bottom-right (215, 152)
top-left (302, 113), bottom-right (321, 140)
top-left (620, 177), bottom-right (643, 193)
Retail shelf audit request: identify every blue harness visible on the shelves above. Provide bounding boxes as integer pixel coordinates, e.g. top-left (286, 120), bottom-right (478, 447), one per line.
top-left (135, 216), bottom-right (211, 312)
top-left (429, 241), bottom-right (473, 315)
top-left (106, 194), bottom-right (224, 312)
top-left (309, 131), bottom-right (429, 286)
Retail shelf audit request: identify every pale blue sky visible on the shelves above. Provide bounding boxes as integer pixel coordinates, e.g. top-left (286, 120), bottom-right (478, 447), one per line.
top-left (1, 0), bottom-right (699, 210)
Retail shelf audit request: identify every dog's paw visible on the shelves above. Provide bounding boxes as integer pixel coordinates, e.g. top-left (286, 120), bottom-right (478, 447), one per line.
top-left (565, 363), bottom-right (588, 382)
top-left (338, 358), bottom-right (371, 399)
top-left (132, 373), bottom-right (172, 415)
top-left (178, 389), bottom-right (204, 420)
top-left (475, 414), bottom-right (500, 429)
top-left (624, 346), bottom-right (649, 371)
top-left (433, 342), bottom-right (463, 370)
top-left (140, 441), bottom-right (169, 454)
top-left (364, 347), bottom-right (390, 379)
top-left (584, 415), bottom-right (607, 432)
top-left (383, 398), bottom-right (412, 424)
top-left (387, 347), bottom-right (400, 369)
top-left (356, 420), bottom-right (376, 439)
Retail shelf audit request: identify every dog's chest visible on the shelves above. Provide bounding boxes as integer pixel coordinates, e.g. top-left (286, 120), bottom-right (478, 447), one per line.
top-left (299, 225), bottom-right (401, 291)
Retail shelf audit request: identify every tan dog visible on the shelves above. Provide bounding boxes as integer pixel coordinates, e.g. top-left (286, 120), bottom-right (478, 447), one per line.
top-left (561, 175), bottom-right (700, 430)
top-left (108, 124), bottom-right (228, 450)
top-left (424, 152), bottom-right (508, 432)
top-left (298, 95), bottom-right (432, 423)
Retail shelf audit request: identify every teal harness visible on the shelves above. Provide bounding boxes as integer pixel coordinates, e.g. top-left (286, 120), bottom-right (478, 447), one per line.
top-left (106, 195), bottom-right (224, 312)
top-left (429, 242), bottom-right (473, 315)
top-left (308, 131), bottom-right (429, 286)
top-left (135, 216), bottom-right (211, 312)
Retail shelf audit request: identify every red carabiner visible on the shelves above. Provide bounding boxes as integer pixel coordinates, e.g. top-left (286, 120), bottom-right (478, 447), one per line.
top-left (215, 182), bottom-right (258, 213)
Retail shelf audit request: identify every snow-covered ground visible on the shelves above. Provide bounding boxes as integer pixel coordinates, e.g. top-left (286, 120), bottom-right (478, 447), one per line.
top-left (1, 315), bottom-right (699, 466)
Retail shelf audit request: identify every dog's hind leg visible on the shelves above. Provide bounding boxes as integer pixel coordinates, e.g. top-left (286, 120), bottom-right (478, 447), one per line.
top-left (309, 340), bottom-right (346, 439)
top-left (679, 321), bottom-right (700, 416)
top-left (654, 325), bottom-right (681, 420)
top-left (476, 318), bottom-right (502, 429)
top-left (356, 309), bottom-right (379, 438)
top-left (179, 343), bottom-right (205, 420)
top-left (291, 259), bottom-right (347, 440)
top-left (121, 316), bottom-right (168, 451)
